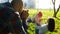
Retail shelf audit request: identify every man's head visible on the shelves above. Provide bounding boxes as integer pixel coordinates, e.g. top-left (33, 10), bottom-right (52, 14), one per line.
top-left (11, 0), bottom-right (23, 12)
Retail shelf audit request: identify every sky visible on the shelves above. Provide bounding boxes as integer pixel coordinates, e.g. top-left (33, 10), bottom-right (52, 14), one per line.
top-left (0, 0), bottom-right (60, 9)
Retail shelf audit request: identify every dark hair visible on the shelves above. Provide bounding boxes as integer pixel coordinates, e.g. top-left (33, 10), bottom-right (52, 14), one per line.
top-left (11, 0), bottom-right (23, 7)
top-left (48, 18), bottom-right (55, 32)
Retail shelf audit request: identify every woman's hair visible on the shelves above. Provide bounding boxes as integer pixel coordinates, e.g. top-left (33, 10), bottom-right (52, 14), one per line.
top-left (48, 18), bottom-right (55, 32)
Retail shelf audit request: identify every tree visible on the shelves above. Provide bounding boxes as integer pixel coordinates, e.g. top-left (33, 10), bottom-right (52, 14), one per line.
top-left (52, 0), bottom-right (60, 19)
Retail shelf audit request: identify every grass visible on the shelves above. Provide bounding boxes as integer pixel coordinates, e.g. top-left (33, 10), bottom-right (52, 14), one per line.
top-left (27, 9), bottom-right (60, 34)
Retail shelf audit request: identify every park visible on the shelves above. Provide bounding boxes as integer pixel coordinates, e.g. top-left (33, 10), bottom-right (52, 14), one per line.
top-left (0, 0), bottom-right (60, 34)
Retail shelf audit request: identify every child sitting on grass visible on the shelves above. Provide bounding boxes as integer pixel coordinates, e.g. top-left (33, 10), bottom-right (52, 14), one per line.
top-left (27, 11), bottom-right (55, 34)
top-left (34, 12), bottom-right (55, 34)
top-left (27, 11), bottom-right (43, 25)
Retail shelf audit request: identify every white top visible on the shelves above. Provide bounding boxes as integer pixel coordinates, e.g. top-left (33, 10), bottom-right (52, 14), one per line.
top-left (36, 24), bottom-right (48, 34)
top-left (15, 12), bottom-right (20, 18)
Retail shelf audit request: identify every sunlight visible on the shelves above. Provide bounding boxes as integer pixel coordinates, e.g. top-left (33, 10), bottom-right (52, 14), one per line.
top-left (0, 0), bottom-right (1, 3)
top-left (35, 0), bottom-right (60, 9)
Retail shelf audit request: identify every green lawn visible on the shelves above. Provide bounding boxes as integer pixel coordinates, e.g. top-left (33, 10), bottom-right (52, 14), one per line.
top-left (27, 9), bottom-right (60, 34)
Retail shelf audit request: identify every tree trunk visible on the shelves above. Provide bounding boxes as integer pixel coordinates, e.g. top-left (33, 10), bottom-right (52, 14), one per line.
top-left (53, 5), bottom-right (60, 18)
top-left (53, 3), bottom-right (56, 17)
top-left (53, 12), bottom-right (57, 18)
top-left (52, 0), bottom-right (60, 20)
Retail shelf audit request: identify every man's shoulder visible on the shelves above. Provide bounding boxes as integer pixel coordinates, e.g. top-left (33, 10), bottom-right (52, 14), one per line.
top-left (0, 2), bottom-right (12, 8)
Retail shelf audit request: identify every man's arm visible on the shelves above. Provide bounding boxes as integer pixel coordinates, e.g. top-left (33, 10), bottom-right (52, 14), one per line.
top-left (9, 11), bottom-right (26, 34)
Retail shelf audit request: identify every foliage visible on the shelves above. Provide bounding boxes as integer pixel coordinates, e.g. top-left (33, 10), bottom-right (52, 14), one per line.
top-left (27, 9), bottom-right (60, 34)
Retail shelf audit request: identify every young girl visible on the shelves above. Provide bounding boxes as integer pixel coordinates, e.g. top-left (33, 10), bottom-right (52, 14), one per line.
top-left (27, 11), bottom-right (55, 34)
top-left (34, 12), bottom-right (55, 34)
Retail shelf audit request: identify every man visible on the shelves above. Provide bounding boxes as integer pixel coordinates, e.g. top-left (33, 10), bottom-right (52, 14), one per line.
top-left (11, 0), bottom-right (29, 34)
top-left (0, 0), bottom-right (29, 34)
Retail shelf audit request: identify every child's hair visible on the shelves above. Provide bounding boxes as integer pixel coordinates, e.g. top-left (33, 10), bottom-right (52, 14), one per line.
top-left (20, 10), bottom-right (29, 19)
top-left (48, 18), bottom-right (55, 32)
top-left (37, 11), bottom-right (42, 18)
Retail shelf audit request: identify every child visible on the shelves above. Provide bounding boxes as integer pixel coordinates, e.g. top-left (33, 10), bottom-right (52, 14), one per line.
top-left (34, 11), bottom-right (43, 26)
top-left (27, 11), bottom-right (55, 34)
top-left (27, 11), bottom-right (43, 25)
top-left (27, 11), bottom-right (43, 34)
top-left (20, 10), bottom-right (29, 34)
